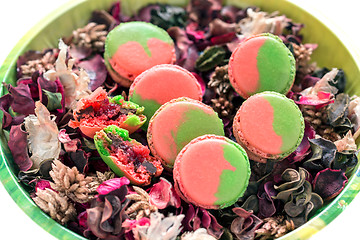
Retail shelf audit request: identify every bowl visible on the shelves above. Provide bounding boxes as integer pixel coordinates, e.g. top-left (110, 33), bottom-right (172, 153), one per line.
top-left (0, 0), bottom-right (360, 239)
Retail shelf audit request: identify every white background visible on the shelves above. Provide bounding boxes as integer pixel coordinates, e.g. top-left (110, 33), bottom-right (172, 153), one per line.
top-left (0, 0), bottom-right (358, 239)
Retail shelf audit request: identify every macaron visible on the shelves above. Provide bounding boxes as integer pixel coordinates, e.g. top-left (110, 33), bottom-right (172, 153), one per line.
top-left (129, 64), bottom-right (203, 129)
top-left (173, 135), bottom-right (251, 209)
top-left (228, 33), bottom-right (296, 99)
top-left (104, 21), bottom-right (176, 87)
top-left (233, 91), bottom-right (304, 163)
top-left (147, 97), bottom-right (224, 169)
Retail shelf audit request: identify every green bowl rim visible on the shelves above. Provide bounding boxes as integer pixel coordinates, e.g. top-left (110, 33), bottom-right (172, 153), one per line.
top-left (1, 0), bottom-right (360, 239)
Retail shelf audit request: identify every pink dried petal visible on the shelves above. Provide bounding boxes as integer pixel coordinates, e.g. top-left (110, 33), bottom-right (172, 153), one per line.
top-left (35, 179), bottom-right (52, 192)
top-left (295, 91), bottom-right (334, 107)
top-left (186, 22), bottom-right (206, 41)
top-left (149, 178), bottom-right (181, 209)
top-left (78, 211), bottom-right (88, 229)
top-left (191, 72), bottom-right (205, 96)
top-left (122, 218), bottom-right (150, 233)
top-left (97, 177), bottom-right (130, 195)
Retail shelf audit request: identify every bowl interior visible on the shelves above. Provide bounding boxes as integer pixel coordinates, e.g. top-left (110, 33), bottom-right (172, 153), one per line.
top-left (1, 0), bottom-right (360, 239)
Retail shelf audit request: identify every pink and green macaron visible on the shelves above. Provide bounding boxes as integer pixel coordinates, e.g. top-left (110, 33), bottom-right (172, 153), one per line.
top-left (147, 97), bottom-right (224, 169)
top-left (173, 135), bottom-right (250, 209)
top-left (228, 33), bottom-right (296, 99)
top-left (129, 64), bottom-right (203, 129)
top-left (233, 91), bottom-right (304, 163)
top-left (104, 21), bottom-right (176, 87)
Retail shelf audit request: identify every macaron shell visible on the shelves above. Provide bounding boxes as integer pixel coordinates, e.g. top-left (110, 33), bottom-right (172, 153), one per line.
top-left (233, 91), bottom-right (304, 160)
top-left (129, 64), bottom-right (203, 128)
top-left (105, 21), bottom-right (175, 82)
top-left (229, 33), bottom-right (295, 98)
top-left (173, 135), bottom-right (250, 209)
top-left (147, 97), bottom-right (224, 168)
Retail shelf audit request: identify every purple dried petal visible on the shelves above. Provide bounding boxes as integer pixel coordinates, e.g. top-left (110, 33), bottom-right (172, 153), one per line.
top-left (0, 94), bottom-right (14, 128)
top-left (68, 44), bottom-right (92, 60)
top-left (168, 26), bottom-right (193, 66)
top-left (258, 182), bottom-right (277, 218)
top-left (301, 75), bottom-right (321, 90)
top-left (181, 45), bottom-right (200, 72)
top-left (200, 209), bottom-right (224, 239)
top-left (287, 122), bottom-right (316, 163)
top-left (136, 4), bottom-right (161, 22)
top-left (69, 149), bottom-right (89, 173)
top-left (182, 204), bottom-right (196, 231)
top-left (8, 124), bottom-right (32, 171)
top-left (7, 83), bottom-right (35, 115)
top-left (313, 168), bottom-right (348, 201)
top-left (78, 55), bottom-right (107, 91)
top-left (97, 177), bottom-right (130, 195)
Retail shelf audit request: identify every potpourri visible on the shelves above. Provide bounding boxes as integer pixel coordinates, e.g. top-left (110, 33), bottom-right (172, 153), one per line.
top-left (1, 1), bottom-right (360, 239)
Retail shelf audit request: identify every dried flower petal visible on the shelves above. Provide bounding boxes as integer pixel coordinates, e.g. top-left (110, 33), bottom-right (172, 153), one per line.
top-left (239, 8), bottom-right (290, 38)
top-left (303, 137), bottom-right (337, 171)
top-left (149, 177), bottom-right (181, 209)
top-left (7, 83), bottom-right (35, 115)
top-left (181, 228), bottom-right (217, 240)
top-left (24, 101), bottom-right (61, 169)
top-left (8, 124), bottom-right (32, 171)
top-left (313, 168), bottom-right (348, 201)
top-left (97, 177), bottom-right (130, 195)
top-left (44, 39), bottom-right (91, 108)
top-left (231, 207), bottom-right (263, 240)
top-left (134, 212), bottom-right (184, 240)
top-left (78, 54), bottom-right (107, 91)
top-left (287, 122), bottom-right (316, 163)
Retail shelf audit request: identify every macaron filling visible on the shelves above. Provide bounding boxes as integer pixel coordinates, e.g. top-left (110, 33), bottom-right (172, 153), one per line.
top-left (95, 126), bottom-right (163, 185)
top-left (69, 88), bottom-right (146, 138)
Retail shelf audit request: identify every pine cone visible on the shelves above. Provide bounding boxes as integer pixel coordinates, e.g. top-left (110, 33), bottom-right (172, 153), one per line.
top-left (255, 215), bottom-right (295, 239)
top-left (302, 105), bottom-right (341, 141)
top-left (210, 94), bottom-right (234, 117)
top-left (32, 188), bottom-right (76, 225)
top-left (208, 65), bottom-right (232, 96)
top-left (49, 160), bottom-right (93, 203)
top-left (125, 186), bottom-right (158, 220)
top-left (71, 22), bottom-right (108, 52)
top-left (20, 50), bottom-right (58, 77)
top-left (292, 43), bottom-right (313, 68)
top-left (292, 43), bottom-right (316, 78)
